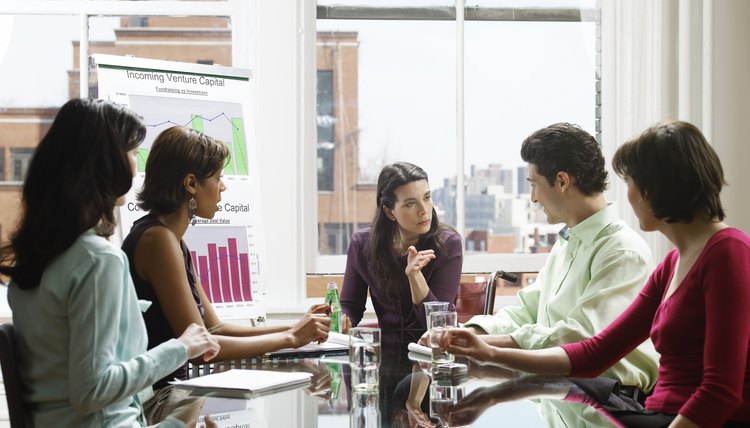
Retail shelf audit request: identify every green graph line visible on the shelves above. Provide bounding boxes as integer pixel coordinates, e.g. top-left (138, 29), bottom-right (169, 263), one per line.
top-left (141, 114), bottom-right (249, 176)
top-left (223, 140), bottom-right (236, 175)
top-left (191, 115), bottom-right (205, 133)
top-left (232, 118), bottom-right (249, 175)
top-left (137, 148), bottom-right (149, 173)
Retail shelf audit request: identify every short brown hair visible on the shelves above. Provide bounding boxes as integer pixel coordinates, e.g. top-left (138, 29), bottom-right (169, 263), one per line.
top-left (612, 120), bottom-right (726, 223)
top-left (520, 123), bottom-right (608, 196)
top-left (137, 126), bottom-right (229, 214)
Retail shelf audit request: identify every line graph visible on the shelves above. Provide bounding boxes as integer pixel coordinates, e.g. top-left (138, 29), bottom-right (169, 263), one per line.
top-left (145, 111), bottom-right (241, 131)
top-left (129, 95), bottom-right (249, 176)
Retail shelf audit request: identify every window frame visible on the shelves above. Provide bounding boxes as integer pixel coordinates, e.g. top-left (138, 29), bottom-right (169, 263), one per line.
top-left (0, 1), bottom-right (604, 310)
top-left (306, 2), bottom-right (601, 275)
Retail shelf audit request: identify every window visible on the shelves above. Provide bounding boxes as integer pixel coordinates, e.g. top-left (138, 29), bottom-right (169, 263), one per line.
top-left (0, 5), bottom-right (235, 264)
top-left (317, 70), bottom-right (335, 192)
top-left (312, 1), bottom-right (599, 272)
top-left (10, 148), bottom-right (33, 182)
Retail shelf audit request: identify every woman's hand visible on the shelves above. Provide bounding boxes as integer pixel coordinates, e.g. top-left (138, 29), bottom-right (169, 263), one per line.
top-left (341, 314), bottom-right (352, 334)
top-left (288, 313), bottom-right (331, 348)
top-left (405, 246), bottom-right (436, 278)
top-left (187, 415), bottom-right (218, 428)
top-left (306, 303), bottom-right (351, 334)
top-left (441, 386), bottom-right (497, 427)
top-left (177, 323), bottom-right (221, 361)
top-left (308, 303), bottom-right (330, 315)
top-left (440, 328), bottom-right (492, 362)
top-left (405, 371), bottom-right (435, 428)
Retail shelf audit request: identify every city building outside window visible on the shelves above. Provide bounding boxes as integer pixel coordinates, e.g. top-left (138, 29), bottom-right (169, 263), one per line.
top-left (314, 1), bottom-right (599, 267)
top-left (10, 148), bottom-right (32, 182)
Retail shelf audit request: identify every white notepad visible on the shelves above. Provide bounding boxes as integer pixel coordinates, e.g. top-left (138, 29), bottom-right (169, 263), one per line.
top-left (268, 331), bottom-right (349, 358)
top-left (407, 342), bottom-right (431, 356)
top-left (171, 369), bottom-right (312, 397)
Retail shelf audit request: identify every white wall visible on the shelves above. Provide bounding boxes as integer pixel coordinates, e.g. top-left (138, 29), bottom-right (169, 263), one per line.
top-left (710, 0), bottom-right (750, 235)
top-left (247, 0), bottom-right (316, 312)
top-left (601, 0), bottom-right (750, 261)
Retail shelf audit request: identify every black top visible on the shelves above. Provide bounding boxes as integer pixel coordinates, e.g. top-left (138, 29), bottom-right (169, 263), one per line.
top-left (122, 213), bottom-right (205, 389)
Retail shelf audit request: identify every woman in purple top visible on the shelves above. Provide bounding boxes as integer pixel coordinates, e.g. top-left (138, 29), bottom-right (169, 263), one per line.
top-left (341, 162), bottom-right (463, 331)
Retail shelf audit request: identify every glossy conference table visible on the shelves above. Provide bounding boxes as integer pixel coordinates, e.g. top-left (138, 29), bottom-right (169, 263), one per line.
top-left (185, 329), bottom-right (619, 427)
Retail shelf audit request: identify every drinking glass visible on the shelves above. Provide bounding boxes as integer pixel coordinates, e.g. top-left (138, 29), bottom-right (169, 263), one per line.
top-left (424, 301), bottom-right (450, 329)
top-left (349, 327), bottom-right (381, 392)
top-left (350, 391), bottom-right (380, 428)
top-left (428, 311), bottom-right (458, 364)
top-left (429, 381), bottom-right (465, 423)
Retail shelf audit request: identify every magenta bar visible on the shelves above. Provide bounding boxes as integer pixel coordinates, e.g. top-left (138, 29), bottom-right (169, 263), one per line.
top-left (190, 251), bottom-right (198, 269)
top-left (198, 255), bottom-right (212, 301)
top-left (218, 246), bottom-right (232, 302)
top-left (228, 238), bottom-right (242, 302)
top-left (207, 243), bottom-right (223, 303)
top-left (239, 253), bottom-right (251, 301)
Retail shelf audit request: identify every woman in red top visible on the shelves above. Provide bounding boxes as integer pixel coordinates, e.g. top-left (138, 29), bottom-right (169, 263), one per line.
top-left (442, 121), bottom-right (750, 428)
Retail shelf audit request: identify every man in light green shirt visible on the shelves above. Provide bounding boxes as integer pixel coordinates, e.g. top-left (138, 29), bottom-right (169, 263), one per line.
top-left (464, 123), bottom-right (659, 393)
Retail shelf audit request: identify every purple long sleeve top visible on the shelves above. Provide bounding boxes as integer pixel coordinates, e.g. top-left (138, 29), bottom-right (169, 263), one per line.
top-left (341, 228), bottom-right (463, 331)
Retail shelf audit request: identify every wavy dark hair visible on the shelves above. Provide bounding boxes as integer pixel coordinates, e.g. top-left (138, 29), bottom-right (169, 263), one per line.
top-left (520, 123), bottom-right (608, 195)
top-left (0, 98), bottom-right (146, 289)
top-left (368, 162), bottom-right (453, 301)
top-left (137, 126), bottom-right (229, 215)
top-left (612, 120), bottom-right (726, 223)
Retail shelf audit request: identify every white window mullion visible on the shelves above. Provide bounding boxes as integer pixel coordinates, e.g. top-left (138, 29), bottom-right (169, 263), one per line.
top-left (78, 13), bottom-right (89, 98)
top-left (455, 0), bottom-right (465, 238)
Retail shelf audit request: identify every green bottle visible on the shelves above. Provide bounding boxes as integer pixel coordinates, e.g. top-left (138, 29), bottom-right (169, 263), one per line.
top-left (324, 281), bottom-right (342, 333)
top-left (324, 362), bottom-right (342, 406)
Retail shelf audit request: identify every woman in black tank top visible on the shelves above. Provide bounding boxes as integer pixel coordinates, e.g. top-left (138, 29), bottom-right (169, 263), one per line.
top-left (122, 126), bottom-right (333, 424)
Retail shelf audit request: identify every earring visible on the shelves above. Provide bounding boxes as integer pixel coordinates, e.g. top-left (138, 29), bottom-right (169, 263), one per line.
top-left (188, 197), bottom-right (198, 226)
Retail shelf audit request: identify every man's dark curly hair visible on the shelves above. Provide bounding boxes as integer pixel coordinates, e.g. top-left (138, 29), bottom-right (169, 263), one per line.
top-left (520, 123), bottom-right (608, 195)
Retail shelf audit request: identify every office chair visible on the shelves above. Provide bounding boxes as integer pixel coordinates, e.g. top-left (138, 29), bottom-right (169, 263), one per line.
top-left (482, 270), bottom-right (518, 316)
top-left (0, 323), bottom-right (27, 428)
top-left (455, 280), bottom-right (489, 324)
top-left (454, 271), bottom-right (519, 323)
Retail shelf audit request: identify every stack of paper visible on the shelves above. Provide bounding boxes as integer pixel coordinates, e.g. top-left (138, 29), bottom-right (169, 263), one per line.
top-left (171, 369), bottom-right (312, 398)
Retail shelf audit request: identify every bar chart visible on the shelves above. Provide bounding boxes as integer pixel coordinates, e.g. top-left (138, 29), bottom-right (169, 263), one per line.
top-left (185, 227), bottom-right (255, 304)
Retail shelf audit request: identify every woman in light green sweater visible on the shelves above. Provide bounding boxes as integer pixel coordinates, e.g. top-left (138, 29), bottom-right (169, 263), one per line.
top-left (0, 99), bottom-right (219, 427)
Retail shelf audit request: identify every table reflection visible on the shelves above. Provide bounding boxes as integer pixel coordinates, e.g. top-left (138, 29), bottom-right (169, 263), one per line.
top-left (191, 329), bottom-right (620, 427)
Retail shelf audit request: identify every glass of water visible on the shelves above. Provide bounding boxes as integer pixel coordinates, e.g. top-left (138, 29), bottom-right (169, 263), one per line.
top-left (350, 391), bottom-right (380, 428)
top-left (424, 301), bottom-right (450, 329)
top-left (429, 311), bottom-right (458, 364)
top-left (349, 327), bottom-right (381, 392)
top-left (429, 380), bottom-right (465, 423)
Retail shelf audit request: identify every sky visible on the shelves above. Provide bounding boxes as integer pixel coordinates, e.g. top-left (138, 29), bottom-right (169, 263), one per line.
top-left (0, 1), bottom-right (596, 189)
top-left (317, 3), bottom-right (597, 186)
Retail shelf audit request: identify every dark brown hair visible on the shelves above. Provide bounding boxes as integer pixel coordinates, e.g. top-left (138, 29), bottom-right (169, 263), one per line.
top-left (0, 98), bottom-right (146, 289)
top-left (137, 126), bottom-right (229, 215)
top-left (612, 120), bottom-right (726, 223)
top-left (520, 122), bottom-right (608, 195)
top-left (368, 162), bottom-right (453, 301)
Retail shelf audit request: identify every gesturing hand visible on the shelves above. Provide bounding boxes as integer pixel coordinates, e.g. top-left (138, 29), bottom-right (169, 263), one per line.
top-left (405, 246), bottom-right (436, 277)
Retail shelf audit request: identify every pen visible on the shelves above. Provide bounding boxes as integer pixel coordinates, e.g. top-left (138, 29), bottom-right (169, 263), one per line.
top-left (207, 324), bottom-right (224, 334)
